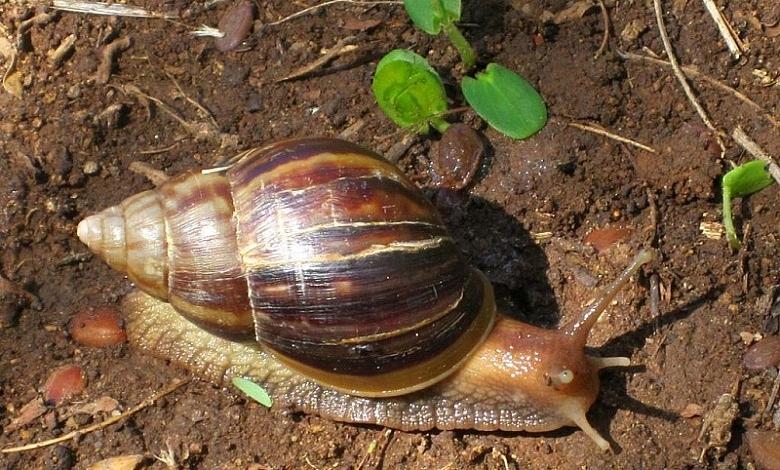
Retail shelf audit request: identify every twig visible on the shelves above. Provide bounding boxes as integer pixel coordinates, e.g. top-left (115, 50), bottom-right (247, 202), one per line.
top-left (701, 0), bottom-right (744, 59)
top-left (594, 0), bottom-right (610, 59)
top-left (618, 50), bottom-right (780, 130)
top-left (765, 372), bottom-right (780, 419)
top-left (266, 0), bottom-right (402, 27)
top-left (129, 161), bottom-right (169, 186)
top-left (565, 121), bottom-right (656, 153)
top-left (51, 0), bottom-right (176, 19)
top-left (652, 0), bottom-right (725, 155)
top-left (731, 126), bottom-right (780, 186)
top-left (96, 36), bottom-right (132, 84)
top-left (47, 33), bottom-right (76, 68)
top-left (1, 379), bottom-right (189, 453)
top-left (276, 36), bottom-right (359, 82)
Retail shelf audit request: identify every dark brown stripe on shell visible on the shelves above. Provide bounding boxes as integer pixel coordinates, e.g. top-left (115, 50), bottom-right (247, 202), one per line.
top-left (259, 269), bottom-right (486, 375)
top-left (229, 137), bottom-right (393, 191)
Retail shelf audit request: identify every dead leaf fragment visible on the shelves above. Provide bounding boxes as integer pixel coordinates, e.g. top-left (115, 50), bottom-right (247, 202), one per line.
top-left (680, 403), bottom-right (704, 418)
top-left (621, 19), bottom-right (647, 43)
top-left (70, 396), bottom-right (120, 417)
top-left (88, 454), bottom-right (145, 470)
top-left (3, 69), bottom-right (23, 98)
top-left (5, 398), bottom-right (46, 434)
top-left (552, 0), bottom-right (597, 24)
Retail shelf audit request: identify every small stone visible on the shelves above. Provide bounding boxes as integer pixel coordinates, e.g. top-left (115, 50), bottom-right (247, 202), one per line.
top-left (66, 84), bottom-right (81, 99)
top-left (83, 161), bottom-right (99, 175)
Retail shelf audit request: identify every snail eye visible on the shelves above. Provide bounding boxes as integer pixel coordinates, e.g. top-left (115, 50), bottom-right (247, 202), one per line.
top-left (558, 369), bottom-right (574, 384)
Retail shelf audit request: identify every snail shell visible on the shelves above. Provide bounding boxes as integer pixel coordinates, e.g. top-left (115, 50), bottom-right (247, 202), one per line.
top-left (78, 138), bottom-right (495, 397)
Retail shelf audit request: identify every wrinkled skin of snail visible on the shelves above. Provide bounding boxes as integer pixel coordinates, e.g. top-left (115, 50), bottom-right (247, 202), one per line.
top-left (78, 137), bottom-right (652, 450)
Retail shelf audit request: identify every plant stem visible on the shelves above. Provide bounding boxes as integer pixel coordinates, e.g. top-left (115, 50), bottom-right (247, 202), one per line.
top-left (443, 22), bottom-right (476, 69)
top-left (721, 189), bottom-right (740, 250)
top-left (429, 116), bottom-right (451, 134)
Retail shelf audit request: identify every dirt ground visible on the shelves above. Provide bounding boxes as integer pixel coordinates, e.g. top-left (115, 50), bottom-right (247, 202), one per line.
top-left (2, 0), bottom-right (780, 468)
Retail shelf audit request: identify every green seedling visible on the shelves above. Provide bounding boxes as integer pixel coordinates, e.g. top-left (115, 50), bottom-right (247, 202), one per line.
top-left (403, 0), bottom-right (475, 68)
top-left (372, 49), bottom-right (450, 134)
top-left (461, 63), bottom-right (547, 139)
top-left (232, 376), bottom-right (273, 407)
top-left (721, 160), bottom-right (772, 250)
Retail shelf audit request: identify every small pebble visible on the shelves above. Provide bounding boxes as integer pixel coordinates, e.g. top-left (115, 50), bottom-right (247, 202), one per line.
top-left (743, 335), bottom-right (780, 370)
top-left (43, 364), bottom-right (86, 406)
top-left (215, 1), bottom-right (255, 52)
top-left (68, 306), bottom-right (127, 348)
top-left (584, 227), bottom-right (633, 253)
top-left (83, 161), bottom-right (99, 175)
top-left (431, 123), bottom-right (484, 190)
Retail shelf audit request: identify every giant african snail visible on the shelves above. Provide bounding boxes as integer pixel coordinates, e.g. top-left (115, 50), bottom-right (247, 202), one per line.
top-left (77, 137), bottom-right (652, 450)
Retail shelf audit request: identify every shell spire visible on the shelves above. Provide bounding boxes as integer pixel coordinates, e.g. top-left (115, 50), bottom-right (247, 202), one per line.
top-left (77, 207), bottom-right (128, 272)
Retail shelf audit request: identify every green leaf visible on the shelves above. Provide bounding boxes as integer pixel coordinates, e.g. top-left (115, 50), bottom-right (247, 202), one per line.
top-left (403, 0), bottom-right (461, 35)
top-left (461, 63), bottom-right (547, 139)
top-left (372, 49), bottom-right (449, 133)
top-left (232, 377), bottom-right (273, 407)
top-left (723, 160), bottom-right (773, 198)
top-left (721, 160), bottom-right (772, 250)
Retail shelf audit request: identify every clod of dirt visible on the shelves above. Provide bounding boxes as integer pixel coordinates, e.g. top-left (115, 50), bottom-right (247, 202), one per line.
top-left (68, 307), bottom-right (127, 348)
top-left (431, 124), bottom-right (484, 190)
top-left (215, 1), bottom-right (256, 52)
top-left (743, 336), bottom-right (780, 370)
top-left (584, 226), bottom-right (633, 253)
top-left (43, 364), bottom-right (86, 406)
top-left (0, 276), bottom-right (32, 328)
top-left (745, 429), bottom-right (780, 470)
top-left (698, 393), bottom-right (739, 460)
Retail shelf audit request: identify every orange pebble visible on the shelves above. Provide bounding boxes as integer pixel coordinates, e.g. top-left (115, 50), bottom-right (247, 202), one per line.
top-left (584, 227), bottom-right (633, 253)
top-left (69, 306), bottom-right (127, 348)
top-left (43, 364), bottom-right (85, 406)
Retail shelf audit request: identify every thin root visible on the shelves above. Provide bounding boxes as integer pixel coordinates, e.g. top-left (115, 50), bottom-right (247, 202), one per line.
top-left (266, 0), bottom-right (402, 27)
top-left (652, 0), bottom-right (725, 156)
top-left (129, 161), bottom-right (169, 186)
top-left (594, 0), bottom-right (610, 59)
top-left (565, 120), bottom-right (656, 153)
top-left (619, 50), bottom-right (780, 130)
top-left (276, 36), bottom-right (359, 82)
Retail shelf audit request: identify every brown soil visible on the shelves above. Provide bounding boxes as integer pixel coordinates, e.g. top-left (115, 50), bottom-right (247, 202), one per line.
top-left (2, 1), bottom-right (780, 469)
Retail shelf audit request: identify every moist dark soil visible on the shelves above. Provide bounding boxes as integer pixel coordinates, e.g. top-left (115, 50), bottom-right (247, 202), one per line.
top-left (2, 1), bottom-right (780, 469)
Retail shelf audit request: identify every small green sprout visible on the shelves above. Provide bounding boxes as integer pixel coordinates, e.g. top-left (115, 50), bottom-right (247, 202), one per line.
top-left (461, 63), bottom-right (547, 139)
top-left (232, 376), bottom-right (273, 407)
top-left (371, 49), bottom-right (450, 134)
top-left (403, 0), bottom-right (475, 68)
top-left (721, 160), bottom-right (772, 250)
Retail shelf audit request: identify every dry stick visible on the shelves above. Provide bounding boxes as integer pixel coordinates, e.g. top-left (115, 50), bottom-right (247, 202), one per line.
top-left (731, 126), bottom-right (780, 186)
top-left (129, 161), bottom-right (169, 186)
top-left (594, 0), bottom-right (610, 59)
top-left (51, 0), bottom-right (172, 18)
top-left (701, 0), bottom-right (744, 59)
top-left (1, 379), bottom-right (189, 454)
top-left (96, 36), bottom-right (132, 84)
top-left (266, 0), bottom-right (403, 27)
top-left (276, 36), bottom-right (359, 82)
top-left (652, 0), bottom-right (725, 155)
top-left (766, 373), bottom-right (780, 419)
top-left (162, 69), bottom-right (220, 132)
top-left (565, 121), bottom-right (656, 153)
top-left (619, 51), bottom-right (780, 129)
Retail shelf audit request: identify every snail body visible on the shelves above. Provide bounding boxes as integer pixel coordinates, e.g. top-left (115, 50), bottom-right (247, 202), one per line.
top-left (78, 138), bottom-right (651, 450)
